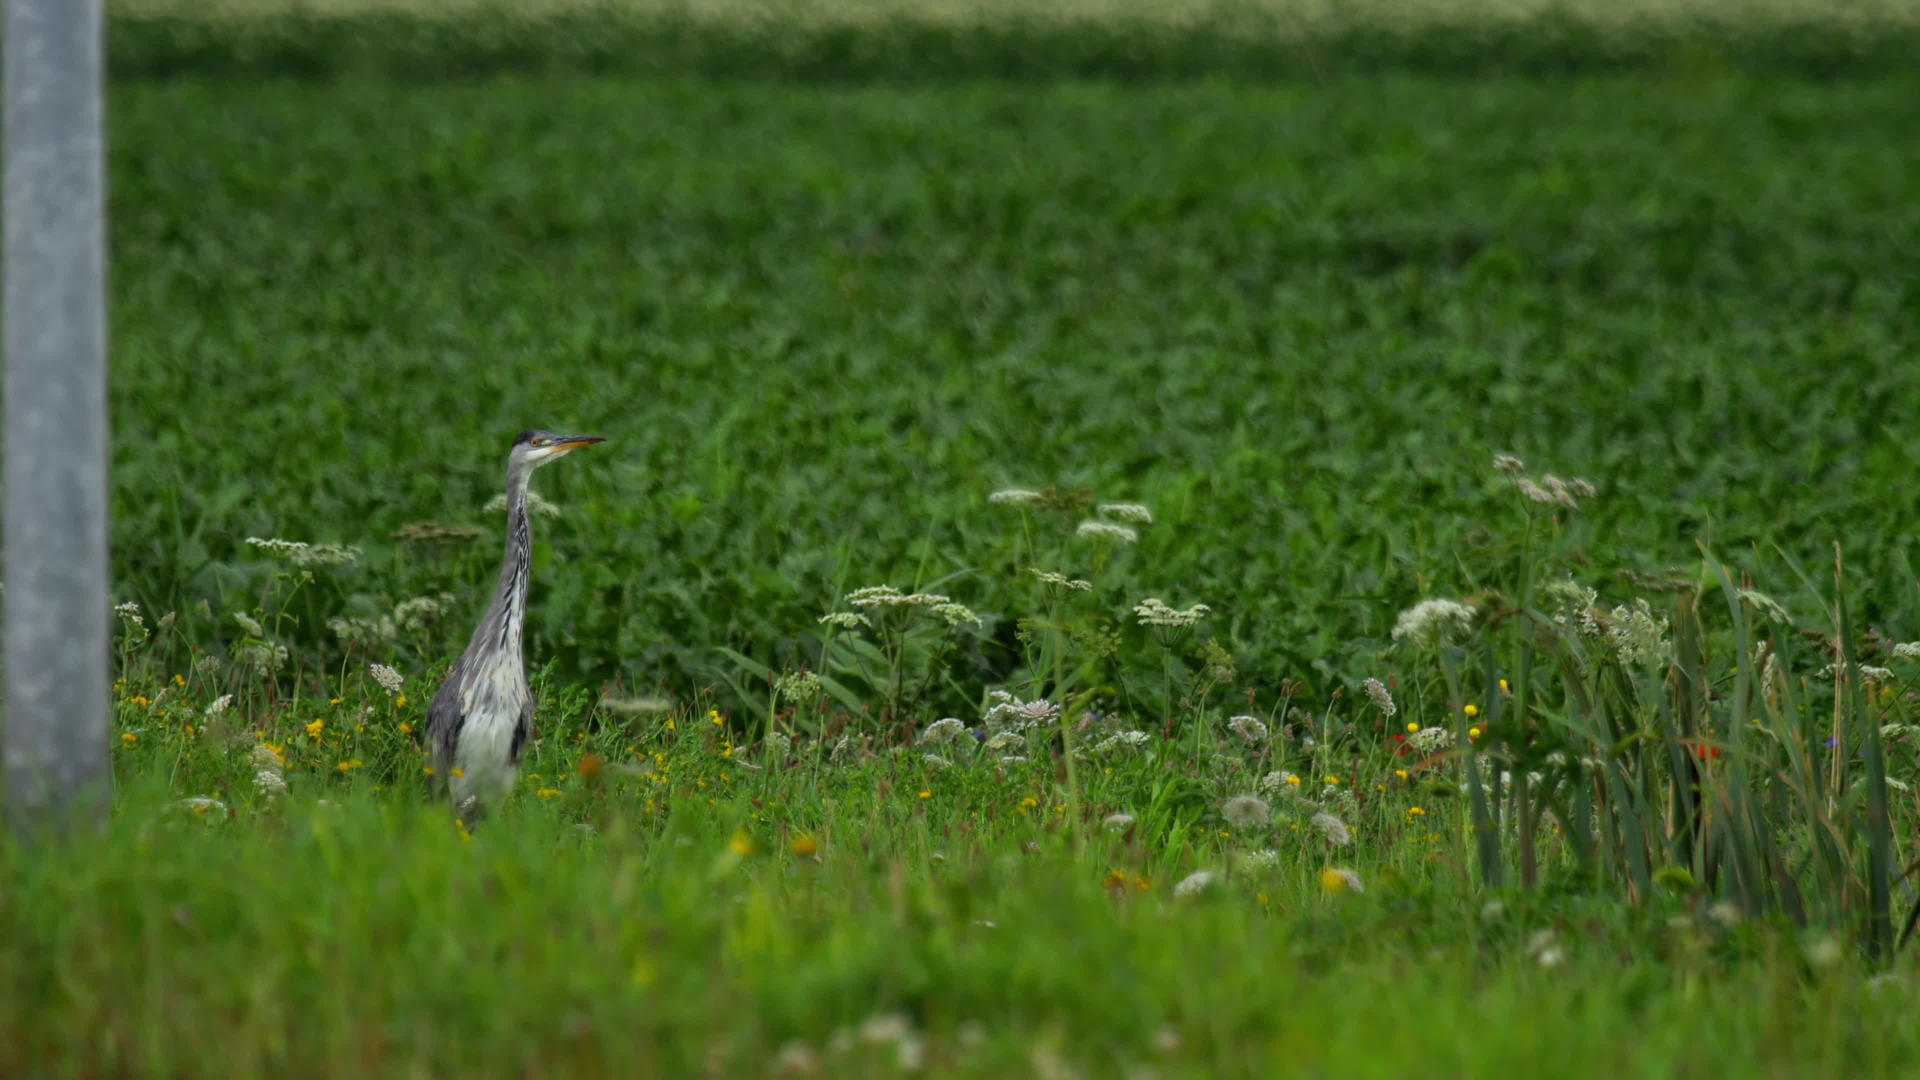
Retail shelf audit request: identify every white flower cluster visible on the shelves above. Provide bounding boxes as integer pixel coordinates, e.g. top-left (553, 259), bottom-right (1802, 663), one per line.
top-left (114, 601), bottom-right (149, 642)
top-left (918, 717), bottom-right (968, 744)
top-left (1408, 726), bottom-right (1454, 753)
top-left (982, 690), bottom-right (1060, 732)
top-left (1030, 568), bottom-right (1093, 592)
top-left (1075, 520), bottom-right (1138, 543)
top-left (1227, 714), bottom-right (1268, 745)
top-left (392, 593), bottom-right (455, 628)
top-left (1894, 642), bottom-right (1920, 660)
top-left (1494, 456), bottom-right (1596, 508)
top-left (246, 536), bottom-right (364, 567)
top-left (987, 488), bottom-right (1043, 506)
top-left (1173, 870), bottom-right (1219, 897)
top-left (840, 585), bottom-right (979, 628)
top-left (1257, 770), bottom-right (1300, 797)
top-left (1090, 729), bottom-right (1151, 754)
top-left (1605, 599), bottom-right (1670, 666)
top-left (817, 611), bottom-right (870, 630)
top-left (369, 662), bottom-right (405, 695)
top-left (1391, 598), bottom-right (1476, 648)
top-left (251, 743), bottom-right (288, 798)
top-left (1820, 662), bottom-right (1896, 684)
top-left (1098, 502), bottom-right (1154, 524)
top-left (1311, 811), bottom-right (1352, 846)
top-left (1134, 597), bottom-right (1211, 628)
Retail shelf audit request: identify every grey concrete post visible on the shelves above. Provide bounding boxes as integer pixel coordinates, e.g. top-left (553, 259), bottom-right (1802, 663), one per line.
top-left (4, 0), bottom-right (109, 827)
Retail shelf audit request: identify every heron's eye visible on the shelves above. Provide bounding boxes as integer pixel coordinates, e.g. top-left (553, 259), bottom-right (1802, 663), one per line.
top-left (532, 438), bottom-right (549, 447)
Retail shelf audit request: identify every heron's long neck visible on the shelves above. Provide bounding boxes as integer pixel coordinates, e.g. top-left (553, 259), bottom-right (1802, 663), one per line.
top-left (481, 460), bottom-right (533, 660)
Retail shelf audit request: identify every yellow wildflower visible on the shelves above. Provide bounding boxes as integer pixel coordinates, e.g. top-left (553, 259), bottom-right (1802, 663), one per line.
top-left (1469, 727), bottom-right (1482, 741)
top-left (1286, 775), bottom-right (1302, 787)
top-left (329, 698), bottom-right (342, 706)
top-left (452, 766), bottom-right (465, 778)
top-left (729, 829), bottom-right (753, 855)
top-left (919, 790), bottom-right (932, 799)
top-left (305, 719), bottom-right (324, 738)
top-left (1020, 796), bottom-right (1039, 807)
top-left (709, 709), bottom-right (723, 726)
top-left (173, 674), bottom-right (186, 687)
top-left (1406, 721), bottom-right (1419, 733)
top-left (789, 833), bottom-right (818, 857)
top-left (536, 788), bottom-right (561, 799)
top-left (1324, 775), bottom-right (1340, 786)
top-left (1464, 703), bottom-right (1479, 718)
top-left (422, 765), bottom-right (436, 776)
top-left (1408, 806), bottom-right (1426, 817)
top-left (120, 732), bottom-right (137, 746)
top-left (1499, 678), bottom-right (1510, 693)
top-left (398, 721), bottom-right (413, 734)
top-left (395, 695), bottom-right (407, 709)
top-left (336, 759), bottom-right (363, 772)
top-left (1394, 769), bottom-right (1409, 781)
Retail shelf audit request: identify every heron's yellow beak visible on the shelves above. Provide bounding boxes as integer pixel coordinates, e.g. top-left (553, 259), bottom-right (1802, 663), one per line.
top-left (551, 435), bottom-right (606, 454)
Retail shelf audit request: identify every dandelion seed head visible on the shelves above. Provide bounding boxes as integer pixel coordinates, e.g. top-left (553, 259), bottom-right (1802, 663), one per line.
top-left (1310, 811), bottom-right (1352, 846)
top-left (1222, 795), bottom-right (1271, 828)
top-left (1173, 870), bottom-right (1219, 897)
top-left (1319, 867), bottom-right (1363, 893)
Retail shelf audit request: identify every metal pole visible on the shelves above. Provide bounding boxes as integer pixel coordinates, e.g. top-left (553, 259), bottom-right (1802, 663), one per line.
top-left (4, 0), bottom-right (108, 828)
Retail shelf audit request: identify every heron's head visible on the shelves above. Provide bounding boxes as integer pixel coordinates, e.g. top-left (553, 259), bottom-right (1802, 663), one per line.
top-left (512, 429), bottom-right (605, 468)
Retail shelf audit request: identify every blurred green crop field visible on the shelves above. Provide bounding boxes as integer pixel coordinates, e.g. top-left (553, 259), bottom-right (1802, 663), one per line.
top-left (9, 6), bottom-right (1920, 1077)
top-left (110, 57), bottom-right (1920, 712)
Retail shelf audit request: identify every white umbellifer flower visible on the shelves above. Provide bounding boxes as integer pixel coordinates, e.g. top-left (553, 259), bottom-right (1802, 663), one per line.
top-left (919, 717), bottom-right (968, 744)
top-left (1221, 795), bottom-right (1270, 828)
top-left (1173, 870), bottom-right (1218, 897)
top-left (1075, 520), bottom-right (1138, 543)
top-left (1102, 812), bottom-right (1135, 832)
top-left (921, 753), bottom-right (952, 769)
top-left (817, 611), bottom-right (870, 630)
top-left (114, 601), bottom-right (149, 641)
top-left (1390, 598), bottom-right (1476, 648)
top-left (246, 537), bottom-right (308, 557)
top-left (1606, 599), bottom-right (1669, 665)
top-left (987, 488), bottom-right (1043, 506)
top-left (484, 491), bottom-right (562, 518)
top-left (392, 594), bottom-right (452, 627)
top-left (1311, 811), bottom-right (1352, 846)
top-left (931, 602), bottom-right (982, 629)
top-left (1527, 929), bottom-right (1564, 968)
top-left (292, 543), bottom-right (362, 568)
top-left (1236, 848), bottom-right (1281, 871)
top-left (983, 732), bottom-right (1026, 753)
top-left (1363, 677), bottom-right (1396, 718)
top-left (1133, 597), bottom-right (1211, 628)
top-left (1030, 568), bottom-right (1093, 592)
top-left (765, 731), bottom-right (792, 761)
top-left (829, 734), bottom-right (855, 764)
top-left (1821, 662), bottom-right (1895, 683)
top-left (328, 614), bottom-right (396, 645)
top-left (254, 769), bottom-right (289, 796)
top-left (176, 796), bottom-right (227, 814)
top-left (369, 663), bottom-right (405, 695)
top-left (598, 693), bottom-right (671, 714)
top-left (846, 585), bottom-right (905, 607)
top-left (1227, 714), bottom-right (1268, 745)
top-left (982, 690), bottom-right (1060, 732)
top-left (232, 611), bottom-right (266, 638)
top-left (203, 694), bottom-right (234, 720)
top-left (1098, 502), bottom-right (1153, 524)
top-left (1893, 642), bottom-right (1920, 660)
top-left (998, 755), bottom-right (1028, 765)
top-left (1091, 730), bottom-right (1150, 754)
top-left (1493, 454), bottom-right (1525, 475)
top-left (1408, 726), bottom-right (1452, 752)
top-left (900, 592), bottom-right (951, 607)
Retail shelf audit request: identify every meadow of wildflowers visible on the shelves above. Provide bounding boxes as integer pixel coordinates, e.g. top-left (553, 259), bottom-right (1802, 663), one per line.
top-left (4, 4), bottom-right (1920, 1076)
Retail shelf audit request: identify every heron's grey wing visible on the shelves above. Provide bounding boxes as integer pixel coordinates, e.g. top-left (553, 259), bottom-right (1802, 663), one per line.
top-left (424, 674), bottom-right (465, 774)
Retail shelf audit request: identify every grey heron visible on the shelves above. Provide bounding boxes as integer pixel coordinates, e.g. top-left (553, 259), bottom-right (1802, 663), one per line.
top-left (425, 428), bottom-right (603, 818)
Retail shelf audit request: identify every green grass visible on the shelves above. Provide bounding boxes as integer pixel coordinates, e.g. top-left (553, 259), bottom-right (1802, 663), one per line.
top-left (9, 8), bottom-right (1920, 1076)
